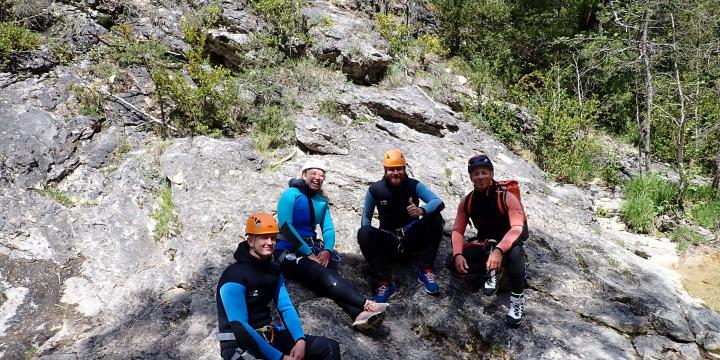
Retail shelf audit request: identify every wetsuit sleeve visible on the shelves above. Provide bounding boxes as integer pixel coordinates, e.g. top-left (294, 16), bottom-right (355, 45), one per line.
top-left (277, 189), bottom-right (312, 256)
top-left (275, 274), bottom-right (305, 343)
top-left (416, 182), bottom-right (444, 214)
top-left (219, 283), bottom-right (284, 360)
top-left (451, 195), bottom-right (469, 256)
top-left (361, 189), bottom-right (375, 227)
top-left (318, 198), bottom-right (335, 251)
top-left (497, 192), bottom-right (526, 253)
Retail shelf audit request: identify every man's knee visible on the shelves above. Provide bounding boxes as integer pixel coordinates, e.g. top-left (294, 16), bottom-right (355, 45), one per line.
top-left (357, 225), bottom-right (374, 246)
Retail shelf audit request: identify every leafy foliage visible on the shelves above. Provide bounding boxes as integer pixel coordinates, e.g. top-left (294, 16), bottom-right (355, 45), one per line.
top-left (621, 174), bottom-right (678, 233)
top-left (0, 21), bottom-right (39, 62)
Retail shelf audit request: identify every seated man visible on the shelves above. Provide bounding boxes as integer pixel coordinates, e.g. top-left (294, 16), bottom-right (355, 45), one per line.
top-left (449, 154), bottom-right (529, 327)
top-left (357, 149), bottom-right (445, 302)
top-left (216, 213), bottom-right (341, 360)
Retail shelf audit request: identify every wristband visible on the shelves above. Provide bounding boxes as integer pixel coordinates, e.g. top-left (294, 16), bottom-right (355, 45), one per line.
top-left (493, 247), bottom-right (504, 256)
top-left (453, 253), bottom-right (463, 259)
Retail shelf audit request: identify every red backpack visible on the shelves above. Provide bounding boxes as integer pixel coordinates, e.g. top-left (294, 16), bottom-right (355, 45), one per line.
top-left (464, 180), bottom-right (526, 227)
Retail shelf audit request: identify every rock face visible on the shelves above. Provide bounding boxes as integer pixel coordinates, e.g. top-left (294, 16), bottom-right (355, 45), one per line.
top-left (303, 1), bottom-right (392, 84)
top-left (1, 1), bottom-right (720, 360)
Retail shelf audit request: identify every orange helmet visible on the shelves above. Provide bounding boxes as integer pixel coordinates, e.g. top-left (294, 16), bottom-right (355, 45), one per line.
top-left (245, 213), bottom-right (279, 235)
top-left (383, 149), bottom-right (406, 167)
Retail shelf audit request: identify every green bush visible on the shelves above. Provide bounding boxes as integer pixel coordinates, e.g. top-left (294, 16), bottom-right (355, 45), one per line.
top-left (247, 0), bottom-right (307, 51)
top-left (621, 174), bottom-right (678, 233)
top-left (690, 198), bottom-right (720, 231)
top-left (252, 105), bottom-right (295, 152)
top-left (600, 153), bottom-right (622, 188)
top-left (470, 101), bottom-right (524, 149)
top-left (152, 4), bottom-right (247, 136)
top-left (621, 194), bottom-right (656, 233)
top-left (152, 64), bottom-right (244, 137)
top-left (106, 24), bottom-right (168, 67)
top-left (317, 98), bottom-right (343, 124)
top-left (624, 174), bottom-right (677, 213)
top-left (671, 225), bottom-right (707, 253)
top-left (0, 21), bottom-right (40, 62)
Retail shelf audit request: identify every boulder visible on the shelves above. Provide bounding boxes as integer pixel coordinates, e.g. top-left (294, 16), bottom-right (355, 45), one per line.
top-left (294, 113), bottom-right (350, 155)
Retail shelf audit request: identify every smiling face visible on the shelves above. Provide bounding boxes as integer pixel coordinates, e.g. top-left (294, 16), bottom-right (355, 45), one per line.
top-left (384, 166), bottom-right (406, 187)
top-left (469, 167), bottom-right (494, 192)
top-left (302, 168), bottom-right (326, 191)
top-left (247, 233), bottom-right (277, 259)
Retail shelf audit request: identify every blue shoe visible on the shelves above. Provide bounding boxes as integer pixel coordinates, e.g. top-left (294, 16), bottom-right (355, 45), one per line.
top-left (417, 268), bottom-right (440, 294)
top-left (373, 281), bottom-right (397, 303)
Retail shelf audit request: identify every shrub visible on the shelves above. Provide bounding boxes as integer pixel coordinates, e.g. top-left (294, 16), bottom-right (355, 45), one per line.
top-left (0, 21), bottom-right (40, 62)
top-left (247, 0), bottom-right (308, 53)
top-left (621, 193), bottom-right (656, 233)
top-left (470, 101), bottom-right (524, 149)
top-left (106, 23), bottom-right (168, 67)
top-left (621, 174), bottom-right (678, 233)
top-left (34, 186), bottom-right (74, 207)
top-left (251, 105), bottom-right (295, 152)
top-left (690, 197), bottom-right (720, 231)
top-left (600, 153), bottom-right (622, 188)
top-left (317, 98), bottom-right (343, 124)
top-left (152, 4), bottom-right (247, 136)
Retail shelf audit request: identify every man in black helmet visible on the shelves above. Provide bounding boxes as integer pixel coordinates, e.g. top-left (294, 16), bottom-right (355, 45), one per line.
top-left (449, 155), bottom-right (529, 327)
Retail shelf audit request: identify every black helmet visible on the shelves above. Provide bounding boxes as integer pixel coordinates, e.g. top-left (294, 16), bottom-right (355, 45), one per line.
top-left (467, 154), bottom-right (493, 173)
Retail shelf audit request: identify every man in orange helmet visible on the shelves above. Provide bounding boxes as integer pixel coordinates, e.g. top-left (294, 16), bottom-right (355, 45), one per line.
top-left (357, 149), bottom-right (445, 302)
top-left (216, 213), bottom-right (341, 360)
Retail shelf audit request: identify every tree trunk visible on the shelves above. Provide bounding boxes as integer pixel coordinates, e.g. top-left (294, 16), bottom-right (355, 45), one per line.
top-left (671, 13), bottom-right (687, 209)
top-left (640, 8), bottom-right (654, 174)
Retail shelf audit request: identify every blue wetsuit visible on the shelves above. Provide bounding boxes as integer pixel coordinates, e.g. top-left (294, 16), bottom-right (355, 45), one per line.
top-left (275, 179), bottom-right (368, 319)
top-left (216, 241), bottom-right (340, 360)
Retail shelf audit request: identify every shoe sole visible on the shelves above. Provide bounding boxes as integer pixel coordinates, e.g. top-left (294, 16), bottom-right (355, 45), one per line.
top-left (353, 311), bottom-right (385, 331)
top-left (417, 278), bottom-right (440, 295)
top-left (482, 287), bottom-right (497, 296)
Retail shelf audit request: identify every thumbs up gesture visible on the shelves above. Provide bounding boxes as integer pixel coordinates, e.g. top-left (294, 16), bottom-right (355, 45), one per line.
top-left (406, 197), bottom-right (425, 218)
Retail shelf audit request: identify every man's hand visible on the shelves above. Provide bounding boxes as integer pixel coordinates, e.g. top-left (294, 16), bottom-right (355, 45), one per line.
top-left (307, 253), bottom-right (321, 265)
top-left (316, 250), bottom-right (331, 267)
top-left (486, 249), bottom-right (503, 272)
top-left (454, 254), bottom-right (469, 274)
top-left (406, 197), bottom-right (425, 218)
top-left (288, 339), bottom-right (306, 360)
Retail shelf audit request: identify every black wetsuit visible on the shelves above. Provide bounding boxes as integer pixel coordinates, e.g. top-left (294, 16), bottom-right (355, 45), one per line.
top-left (447, 183), bottom-right (528, 294)
top-left (357, 176), bottom-right (445, 283)
top-left (216, 242), bottom-right (341, 360)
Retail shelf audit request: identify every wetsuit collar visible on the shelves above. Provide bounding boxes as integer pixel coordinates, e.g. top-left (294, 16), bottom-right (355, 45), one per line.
top-left (289, 178), bottom-right (317, 197)
top-left (233, 241), bottom-right (273, 266)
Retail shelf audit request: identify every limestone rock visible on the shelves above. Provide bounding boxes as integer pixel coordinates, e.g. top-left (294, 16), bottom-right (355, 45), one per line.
top-left (634, 335), bottom-right (702, 360)
top-left (339, 84), bottom-right (459, 136)
top-left (295, 113), bottom-right (350, 155)
top-left (304, 1), bottom-right (392, 84)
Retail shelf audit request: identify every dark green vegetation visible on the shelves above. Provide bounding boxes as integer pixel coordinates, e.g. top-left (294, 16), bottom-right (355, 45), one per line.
top-left (0, 0), bottom-right (41, 62)
top-left (423, 0), bottom-right (720, 249)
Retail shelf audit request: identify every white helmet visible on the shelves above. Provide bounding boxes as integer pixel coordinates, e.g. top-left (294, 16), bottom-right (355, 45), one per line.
top-left (301, 159), bottom-right (327, 173)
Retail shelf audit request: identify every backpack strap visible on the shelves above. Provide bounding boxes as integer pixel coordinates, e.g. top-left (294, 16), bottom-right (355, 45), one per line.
top-left (463, 191), bottom-right (474, 228)
top-left (497, 185), bottom-right (508, 217)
